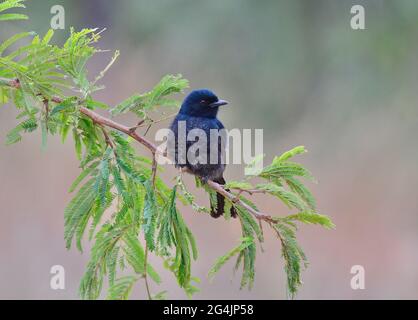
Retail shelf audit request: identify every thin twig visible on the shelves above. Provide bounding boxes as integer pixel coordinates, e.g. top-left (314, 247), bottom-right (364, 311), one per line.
top-left (143, 121), bottom-right (153, 137)
top-left (128, 119), bottom-right (145, 133)
top-left (79, 106), bottom-right (159, 153)
top-left (137, 112), bottom-right (176, 128)
top-left (231, 188), bottom-right (268, 195)
top-left (144, 152), bottom-right (158, 300)
top-left (100, 126), bottom-right (116, 150)
top-left (42, 97), bottom-right (49, 129)
top-left (143, 244), bottom-right (152, 300)
top-left (151, 154), bottom-right (157, 187)
top-left (207, 180), bottom-right (274, 223)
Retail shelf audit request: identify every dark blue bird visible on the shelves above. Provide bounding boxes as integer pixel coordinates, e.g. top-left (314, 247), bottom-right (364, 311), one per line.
top-left (169, 89), bottom-right (237, 218)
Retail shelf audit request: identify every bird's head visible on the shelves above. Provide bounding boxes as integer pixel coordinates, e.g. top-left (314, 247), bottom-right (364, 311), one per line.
top-left (179, 89), bottom-right (228, 118)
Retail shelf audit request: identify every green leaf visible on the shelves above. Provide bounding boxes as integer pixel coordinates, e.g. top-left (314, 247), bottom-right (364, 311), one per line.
top-left (111, 74), bottom-right (188, 116)
top-left (185, 227), bottom-right (198, 261)
top-left (142, 180), bottom-right (158, 252)
top-left (106, 276), bottom-right (137, 300)
top-left (223, 199), bottom-right (233, 220)
top-left (50, 104), bottom-right (74, 116)
top-left (95, 147), bottom-right (112, 209)
top-left (111, 165), bottom-right (133, 207)
top-left (234, 206), bottom-right (258, 290)
top-left (0, 0), bottom-right (26, 13)
top-left (79, 225), bottom-right (124, 300)
top-left (0, 13), bottom-right (28, 21)
top-left (285, 212), bottom-right (335, 229)
top-left (0, 31), bottom-right (35, 56)
top-left (0, 87), bottom-right (9, 104)
top-left (111, 93), bottom-right (144, 115)
top-left (208, 237), bottom-right (253, 280)
top-left (152, 290), bottom-right (168, 300)
top-left (123, 232), bottom-right (161, 284)
top-left (275, 146), bottom-right (307, 162)
top-left (116, 157), bottom-right (146, 184)
top-left (224, 181), bottom-right (253, 190)
top-left (260, 162), bottom-right (314, 181)
top-left (256, 183), bottom-right (306, 210)
top-left (69, 161), bottom-right (98, 193)
top-left (273, 223), bottom-right (308, 299)
top-left (244, 153), bottom-right (265, 176)
top-left (176, 176), bottom-right (209, 214)
top-left (5, 117), bottom-right (37, 145)
top-left (75, 206), bottom-right (91, 252)
top-left (64, 179), bottom-right (96, 249)
top-left (106, 245), bottom-right (120, 286)
top-left (285, 177), bottom-right (316, 210)
top-left (85, 99), bottom-right (109, 110)
top-left (41, 29), bottom-right (54, 44)
top-left (158, 186), bottom-right (197, 289)
top-left (73, 129), bottom-right (82, 160)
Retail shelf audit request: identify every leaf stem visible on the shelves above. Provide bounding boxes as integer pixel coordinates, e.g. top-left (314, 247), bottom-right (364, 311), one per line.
top-left (144, 243), bottom-right (152, 300)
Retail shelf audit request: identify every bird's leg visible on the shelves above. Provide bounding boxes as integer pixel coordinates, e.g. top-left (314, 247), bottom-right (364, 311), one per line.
top-left (200, 176), bottom-right (209, 184)
top-left (178, 167), bottom-right (184, 179)
top-left (179, 166), bottom-right (194, 176)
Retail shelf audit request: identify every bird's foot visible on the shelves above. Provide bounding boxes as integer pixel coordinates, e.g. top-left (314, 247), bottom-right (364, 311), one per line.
top-left (200, 176), bottom-right (209, 184)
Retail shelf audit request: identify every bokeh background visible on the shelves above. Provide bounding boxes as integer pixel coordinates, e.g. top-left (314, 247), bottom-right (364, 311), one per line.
top-left (1, 0), bottom-right (418, 299)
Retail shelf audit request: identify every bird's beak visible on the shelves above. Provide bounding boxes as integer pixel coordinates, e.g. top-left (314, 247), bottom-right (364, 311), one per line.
top-left (209, 99), bottom-right (228, 108)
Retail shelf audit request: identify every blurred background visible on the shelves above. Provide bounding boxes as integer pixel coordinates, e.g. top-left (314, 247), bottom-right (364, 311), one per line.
top-left (1, 0), bottom-right (418, 299)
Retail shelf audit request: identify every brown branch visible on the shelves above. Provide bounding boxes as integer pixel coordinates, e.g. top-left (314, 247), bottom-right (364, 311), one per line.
top-left (79, 106), bottom-right (158, 154)
top-left (0, 77), bottom-right (20, 88)
top-left (1, 77), bottom-right (275, 223)
top-left (51, 96), bottom-right (62, 104)
top-left (206, 180), bottom-right (274, 223)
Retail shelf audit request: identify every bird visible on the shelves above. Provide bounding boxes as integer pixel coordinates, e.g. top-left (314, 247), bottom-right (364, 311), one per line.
top-left (169, 89), bottom-right (237, 218)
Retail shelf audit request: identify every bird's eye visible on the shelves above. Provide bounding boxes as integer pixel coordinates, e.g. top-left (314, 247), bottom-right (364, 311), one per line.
top-left (200, 99), bottom-right (206, 104)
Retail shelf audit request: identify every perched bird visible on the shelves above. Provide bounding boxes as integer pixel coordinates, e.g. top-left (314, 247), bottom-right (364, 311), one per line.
top-left (169, 89), bottom-right (237, 218)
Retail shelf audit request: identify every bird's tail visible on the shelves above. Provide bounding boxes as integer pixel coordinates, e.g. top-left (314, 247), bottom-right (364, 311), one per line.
top-left (210, 176), bottom-right (238, 219)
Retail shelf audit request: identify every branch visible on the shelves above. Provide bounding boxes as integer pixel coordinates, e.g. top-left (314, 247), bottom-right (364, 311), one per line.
top-left (206, 180), bottom-right (274, 223)
top-left (0, 77), bottom-right (20, 88)
top-left (1, 77), bottom-right (275, 223)
top-left (79, 106), bottom-right (158, 154)
top-left (229, 188), bottom-right (267, 196)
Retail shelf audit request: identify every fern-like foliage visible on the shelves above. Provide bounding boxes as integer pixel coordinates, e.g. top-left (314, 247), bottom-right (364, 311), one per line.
top-left (111, 74), bottom-right (189, 118)
top-left (0, 0), bottom-right (27, 21)
top-left (0, 0), bottom-right (334, 300)
top-left (203, 146), bottom-right (334, 296)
